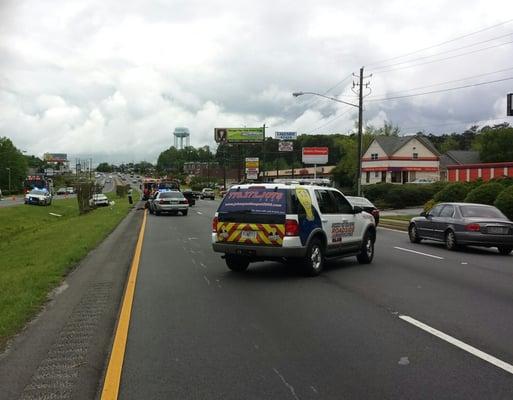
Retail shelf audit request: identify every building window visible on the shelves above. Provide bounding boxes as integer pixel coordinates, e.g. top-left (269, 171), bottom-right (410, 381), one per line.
top-left (371, 153), bottom-right (378, 160)
top-left (391, 171), bottom-right (401, 183)
top-left (412, 153), bottom-right (418, 159)
top-left (366, 171), bottom-right (370, 183)
top-left (374, 172), bottom-right (379, 178)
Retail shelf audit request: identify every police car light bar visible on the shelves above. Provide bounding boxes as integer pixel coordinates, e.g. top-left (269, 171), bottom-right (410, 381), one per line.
top-left (273, 178), bottom-right (332, 186)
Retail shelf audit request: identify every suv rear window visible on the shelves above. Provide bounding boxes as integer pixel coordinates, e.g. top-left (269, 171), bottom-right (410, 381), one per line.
top-left (159, 192), bottom-right (183, 199)
top-left (219, 188), bottom-right (287, 215)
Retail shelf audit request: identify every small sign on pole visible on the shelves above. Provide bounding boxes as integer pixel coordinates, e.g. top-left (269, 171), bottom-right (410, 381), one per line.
top-left (245, 157), bottom-right (259, 180)
top-left (275, 131), bottom-right (297, 141)
top-left (278, 141), bottom-right (293, 152)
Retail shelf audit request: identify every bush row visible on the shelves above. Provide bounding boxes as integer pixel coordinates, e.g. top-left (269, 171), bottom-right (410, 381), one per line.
top-left (362, 182), bottom-right (447, 209)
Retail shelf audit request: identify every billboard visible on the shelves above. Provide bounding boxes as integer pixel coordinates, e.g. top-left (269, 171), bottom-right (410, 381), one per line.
top-left (278, 141), bottom-right (293, 152)
top-left (302, 147), bottom-right (329, 164)
top-left (215, 127), bottom-right (264, 143)
top-left (43, 153), bottom-right (68, 162)
top-left (245, 157), bottom-right (259, 169)
top-left (275, 131), bottom-right (297, 141)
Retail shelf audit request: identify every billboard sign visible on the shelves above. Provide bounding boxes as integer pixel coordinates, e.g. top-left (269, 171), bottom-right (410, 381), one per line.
top-left (508, 93), bottom-right (513, 116)
top-left (246, 168), bottom-right (259, 180)
top-left (215, 127), bottom-right (264, 143)
top-left (302, 147), bottom-right (329, 164)
top-left (278, 141), bottom-right (293, 152)
top-left (275, 131), bottom-right (297, 141)
top-left (245, 157), bottom-right (259, 169)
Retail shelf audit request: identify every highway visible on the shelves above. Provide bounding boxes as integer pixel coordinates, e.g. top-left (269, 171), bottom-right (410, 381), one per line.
top-left (114, 199), bottom-right (513, 399)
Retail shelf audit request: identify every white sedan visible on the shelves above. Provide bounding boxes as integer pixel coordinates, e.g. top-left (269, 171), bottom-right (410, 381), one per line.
top-left (25, 189), bottom-right (52, 206)
top-left (90, 193), bottom-right (110, 207)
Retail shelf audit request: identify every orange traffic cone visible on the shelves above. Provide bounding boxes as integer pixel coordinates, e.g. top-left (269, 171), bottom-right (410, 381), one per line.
top-left (12, 196), bottom-right (16, 201)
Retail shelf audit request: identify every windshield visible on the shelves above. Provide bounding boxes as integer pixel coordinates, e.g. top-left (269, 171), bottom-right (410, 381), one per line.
top-left (219, 188), bottom-right (287, 215)
top-left (159, 192), bottom-right (183, 199)
top-left (29, 190), bottom-right (47, 195)
top-left (460, 205), bottom-right (505, 219)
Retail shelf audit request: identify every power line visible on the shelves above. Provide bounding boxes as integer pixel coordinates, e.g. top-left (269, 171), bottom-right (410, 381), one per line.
top-left (367, 67), bottom-right (513, 98)
top-left (367, 76), bottom-right (513, 102)
top-left (367, 18), bottom-right (513, 67)
top-left (301, 106), bottom-right (354, 134)
top-left (371, 40), bottom-right (513, 74)
top-left (400, 117), bottom-right (511, 132)
top-left (371, 32), bottom-right (513, 71)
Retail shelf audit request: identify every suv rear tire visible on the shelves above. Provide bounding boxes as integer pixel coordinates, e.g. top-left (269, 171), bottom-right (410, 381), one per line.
top-left (357, 231), bottom-right (375, 264)
top-left (302, 239), bottom-right (324, 276)
top-left (225, 255), bottom-right (250, 272)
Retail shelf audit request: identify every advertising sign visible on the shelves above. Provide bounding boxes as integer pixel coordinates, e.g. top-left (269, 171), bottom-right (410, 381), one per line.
top-left (215, 127), bottom-right (264, 143)
top-left (302, 147), bottom-right (329, 164)
top-left (246, 168), bottom-right (259, 180)
top-left (245, 157), bottom-right (259, 169)
top-left (275, 131), bottom-right (297, 141)
top-left (278, 141), bottom-right (293, 152)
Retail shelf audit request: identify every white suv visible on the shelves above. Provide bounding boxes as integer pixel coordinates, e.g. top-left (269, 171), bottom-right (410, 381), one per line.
top-left (212, 183), bottom-right (376, 276)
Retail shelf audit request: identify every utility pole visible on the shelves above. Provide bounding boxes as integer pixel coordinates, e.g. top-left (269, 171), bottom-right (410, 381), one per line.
top-left (353, 67), bottom-right (372, 196)
top-left (261, 124), bottom-right (266, 182)
top-left (6, 167), bottom-right (11, 195)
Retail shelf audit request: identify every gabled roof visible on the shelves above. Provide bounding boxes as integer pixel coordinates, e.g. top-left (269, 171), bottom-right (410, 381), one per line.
top-left (372, 134), bottom-right (440, 157)
top-left (445, 150), bottom-right (481, 165)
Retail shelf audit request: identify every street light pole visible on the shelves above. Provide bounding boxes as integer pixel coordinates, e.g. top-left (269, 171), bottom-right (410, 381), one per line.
top-left (6, 167), bottom-right (11, 195)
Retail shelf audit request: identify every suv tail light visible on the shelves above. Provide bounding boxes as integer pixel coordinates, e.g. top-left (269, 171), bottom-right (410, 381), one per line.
top-left (285, 219), bottom-right (300, 236)
top-left (180, 199), bottom-right (188, 204)
top-left (159, 199), bottom-right (165, 204)
top-left (212, 216), bottom-right (218, 233)
top-left (465, 223), bottom-right (481, 232)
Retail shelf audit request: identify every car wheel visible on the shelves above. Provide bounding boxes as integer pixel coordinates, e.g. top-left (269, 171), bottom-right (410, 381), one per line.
top-left (445, 230), bottom-right (458, 251)
top-left (225, 255), bottom-right (249, 272)
top-left (302, 238), bottom-right (324, 276)
top-left (408, 224), bottom-right (422, 243)
top-left (357, 231), bottom-right (375, 264)
top-left (182, 210), bottom-right (188, 216)
top-left (498, 246), bottom-right (512, 255)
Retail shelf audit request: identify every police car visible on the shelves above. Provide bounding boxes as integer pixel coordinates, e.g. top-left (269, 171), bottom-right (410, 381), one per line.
top-left (211, 181), bottom-right (376, 276)
top-left (25, 188), bottom-right (52, 206)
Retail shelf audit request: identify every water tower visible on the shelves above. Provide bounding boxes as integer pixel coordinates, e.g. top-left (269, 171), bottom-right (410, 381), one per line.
top-left (173, 127), bottom-right (190, 149)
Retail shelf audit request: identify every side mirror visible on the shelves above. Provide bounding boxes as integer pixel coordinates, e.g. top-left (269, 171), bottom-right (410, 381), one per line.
top-left (420, 211), bottom-right (427, 217)
top-left (353, 205), bottom-right (363, 214)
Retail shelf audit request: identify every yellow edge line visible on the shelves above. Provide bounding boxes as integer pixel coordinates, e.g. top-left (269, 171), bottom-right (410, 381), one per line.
top-left (101, 209), bottom-right (147, 400)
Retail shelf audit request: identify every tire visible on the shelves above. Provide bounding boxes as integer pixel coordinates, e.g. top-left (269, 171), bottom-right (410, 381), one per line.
top-left (498, 246), bottom-right (512, 255)
top-left (357, 231), bottom-right (375, 264)
top-left (408, 224), bottom-right (422, 243)
top-left (182, 210), bottom-right (188, 216)
top-left (225, 255), bottom-right (250, 272)
top-left (302, 239), bottom-right (324, 276)
top-left (445, 230), bottom-right (458, 251)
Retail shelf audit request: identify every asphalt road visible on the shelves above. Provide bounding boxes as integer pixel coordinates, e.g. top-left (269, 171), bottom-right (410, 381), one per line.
top-left (113, 199), bottom-right (513, 399)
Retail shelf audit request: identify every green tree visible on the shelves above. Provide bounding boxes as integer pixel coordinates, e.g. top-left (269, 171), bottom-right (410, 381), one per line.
top-left (472, 124), bottom-right (513, 162)
top-left (96, 162), bottom-right (113, 172)
top-left (0, 137), bottom-right (28, 194)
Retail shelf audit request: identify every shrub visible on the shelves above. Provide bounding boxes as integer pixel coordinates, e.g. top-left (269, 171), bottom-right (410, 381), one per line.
top-left (464, 182), bottom-right (504, 205)
top-left (494, 185), bottom-right (513, 220)
top-left (433, 183), bottom-right (470, 202)
top-left (423, 199), bottom-right (438, 213)
top-left (363, 182), bottom-right (443, 208)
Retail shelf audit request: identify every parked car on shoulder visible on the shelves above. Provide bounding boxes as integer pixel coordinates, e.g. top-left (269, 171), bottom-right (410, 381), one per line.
top-left (56, 187), bottom-right (67, 195)
top-left (25, 188), bottom-right (52, 206)
top-left (408, 202), bottom-right (513, 254)
top-left (89, 193), bottom-right (109, 207)
top-left (346, 196), bottom-right (380, 226)
top-left (212, 182), bottom-right (376, 276)
top-left (411, 178), bottom-right (435, 184)
top-left (66, 187), bottom-right (75, 194)
top-left (200, 188), bottom-right (215, 200)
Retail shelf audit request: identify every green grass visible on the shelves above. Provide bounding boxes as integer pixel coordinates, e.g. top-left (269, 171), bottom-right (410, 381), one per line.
top-left (381, 215), bottom-right (416, 222)
top-left (0, 192), bottom-right (140, 348)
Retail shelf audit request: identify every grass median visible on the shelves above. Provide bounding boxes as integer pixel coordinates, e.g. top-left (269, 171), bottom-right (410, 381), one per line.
top-left (0, 192), bottom-right (140, 349)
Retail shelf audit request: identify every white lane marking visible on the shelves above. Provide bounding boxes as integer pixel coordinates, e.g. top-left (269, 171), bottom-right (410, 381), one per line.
top-left (310, 385), bottom-right (318, 394)
top-left (378, 226), bottom-right (408, 234)
top-left (394, 246), bottom-right (444, 260)
top-left (196, 211), bottom-right (203, 215)
top-left (461, 262), bottom-right (468, 265)
top-left (191, 259), bottom-right (197, 265)
top-left (203, 275), bottom-right (211, 285)
top-left (399, 315), bottom-right (513, 375)
top-left (215, 279), bottom-right (222, 288)
top-left (200, 262), bottom-right (207, 269)
top-left (273, 368), bottom-right (300, 400)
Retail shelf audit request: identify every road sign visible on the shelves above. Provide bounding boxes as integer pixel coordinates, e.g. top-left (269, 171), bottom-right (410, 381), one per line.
top-left (302, 147), bottom-right (329, 164)
top-left (245, 168), bottom-right (259, 180)
top-left (508, 93), bottom-right (513, 116)
top-left (279, 141), bottom-right (293, 152)
top-left (275, 131), bottom-right (297, 141)
top-left (215, 128), bottom-right (264, 143)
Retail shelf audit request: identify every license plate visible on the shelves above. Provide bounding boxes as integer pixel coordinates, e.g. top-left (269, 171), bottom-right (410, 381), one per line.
top-left (488, 226), bottom-right (508, 234)
top-left (241, 231), bottom-right (257, 240)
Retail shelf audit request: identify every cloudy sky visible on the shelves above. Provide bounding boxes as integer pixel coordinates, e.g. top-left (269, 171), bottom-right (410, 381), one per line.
top-left (1, 0), bottom-right (512, 163)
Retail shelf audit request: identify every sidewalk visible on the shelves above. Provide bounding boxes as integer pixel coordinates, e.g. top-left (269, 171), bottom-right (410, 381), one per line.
top-left (0, 204), bottom-right (144, 400)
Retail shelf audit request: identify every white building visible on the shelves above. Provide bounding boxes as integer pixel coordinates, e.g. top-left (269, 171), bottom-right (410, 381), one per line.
top-left (361, 135), bottom-right (440, 185)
